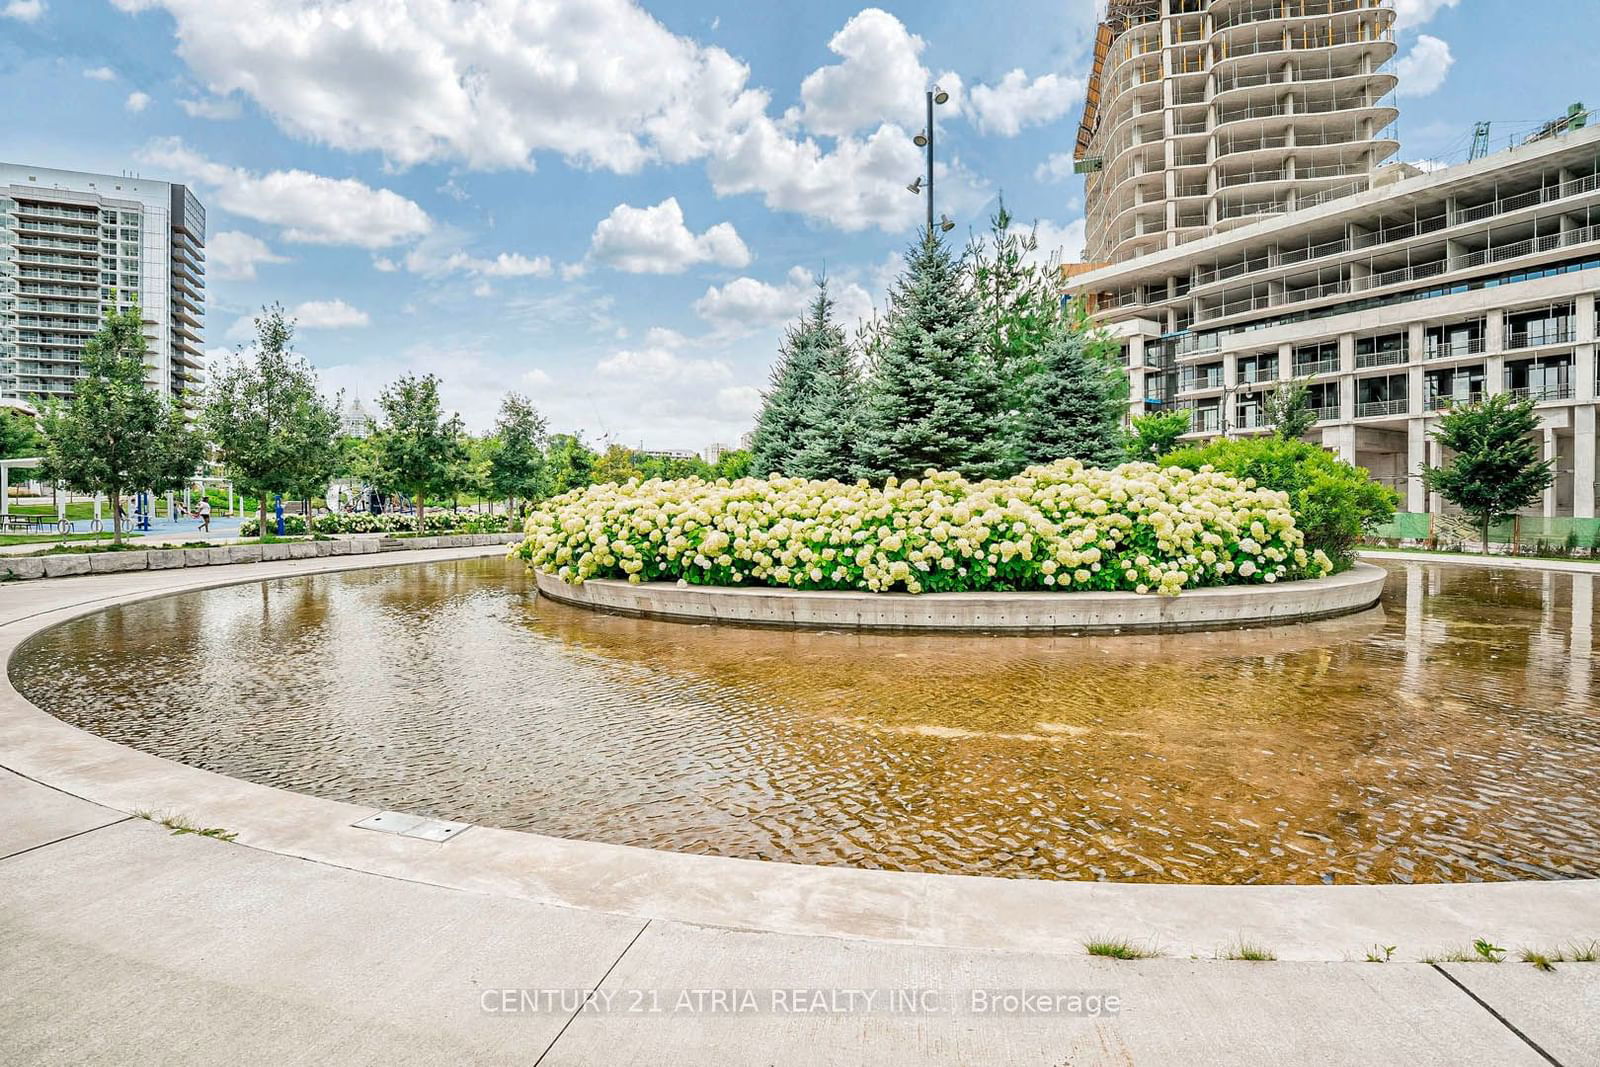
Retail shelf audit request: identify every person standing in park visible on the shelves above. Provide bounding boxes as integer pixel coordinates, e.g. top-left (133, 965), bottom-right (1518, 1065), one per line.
top-left (197, 497), bottom-right (211, 533)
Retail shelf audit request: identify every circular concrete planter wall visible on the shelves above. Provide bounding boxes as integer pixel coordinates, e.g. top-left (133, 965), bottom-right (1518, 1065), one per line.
top-left (533, 561), bottom-right (1388, 634)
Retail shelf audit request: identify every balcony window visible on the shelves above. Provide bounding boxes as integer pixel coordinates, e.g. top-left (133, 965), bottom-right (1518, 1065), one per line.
top-left (1505, 303), bottom-right (1576, 349)
top-left (1235, 390), bottom-right (1265, 430)
top-left (1505, 356), bottom-right (1573, 402)
top-left (1356, 375), bottom-right (1408, 418)
top-left (1307, 382), bottom-right (1340, 422)
top-left (1424, 319), bottom-right (1485, 359)
top-left (1293, 341), bottom-right (1339, 377)
top-left (1425, 365), bottom-right (1484, 410)
top-left (1237, 353), bottom-right (1278, 384)
top-left (1355, 332), bottom-right (1408, 368)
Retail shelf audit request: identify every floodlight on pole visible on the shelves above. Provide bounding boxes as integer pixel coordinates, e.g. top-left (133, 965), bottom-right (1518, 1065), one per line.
top-left (911, 85), bottom-right (950, 237)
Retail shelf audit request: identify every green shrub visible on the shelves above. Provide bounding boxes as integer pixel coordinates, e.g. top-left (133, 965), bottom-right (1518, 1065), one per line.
top-left (1162, 437), bottom-right (1396, 570)
top-left (239, 511), bottom-right (510, 537)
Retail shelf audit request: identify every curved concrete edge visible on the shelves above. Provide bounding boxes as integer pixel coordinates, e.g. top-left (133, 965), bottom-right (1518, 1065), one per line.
top-left (533, 562), bottom-right (1388, 634)
top-left (2, 551), bottom-right (1597, 963)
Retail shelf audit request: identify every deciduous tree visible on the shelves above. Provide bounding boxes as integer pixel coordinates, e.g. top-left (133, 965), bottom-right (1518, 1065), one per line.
top-left (39, 307), bottom-right (204, 544)
top-left (372, 373), bottom-right (466, 535)
top-left (202, 304), bottom-right (342, 540)
top-left (1422, 393), bottom-right (1554, 551)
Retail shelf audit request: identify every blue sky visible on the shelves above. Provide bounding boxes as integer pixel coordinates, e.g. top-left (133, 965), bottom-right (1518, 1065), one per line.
top-left (1, 0), bottom-right (1591, 448)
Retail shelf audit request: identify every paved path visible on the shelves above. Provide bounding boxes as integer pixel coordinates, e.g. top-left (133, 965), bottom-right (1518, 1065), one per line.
top-left (2, 549), bottom-right (1598, 1064)
top-left (4, 767), bottom-right (1594, 1065)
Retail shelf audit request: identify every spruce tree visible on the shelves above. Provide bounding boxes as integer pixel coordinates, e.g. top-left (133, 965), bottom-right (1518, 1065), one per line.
top-left (856, 232), bottom-right (1001, 481)
top-left (1010, 316), bottom-right (1126, 470)
top-left (788, 282), bottom-right (860, 481)
top-left (748, 304), bottom-right (823, 477)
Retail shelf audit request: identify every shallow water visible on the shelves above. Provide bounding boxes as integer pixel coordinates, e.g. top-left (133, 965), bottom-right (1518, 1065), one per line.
top-left (12, 557), bottom-right (1600, 885)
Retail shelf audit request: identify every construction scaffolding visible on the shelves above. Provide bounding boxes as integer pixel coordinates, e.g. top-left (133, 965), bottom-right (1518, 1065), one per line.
top-left (1075, 0), bottom-right (1161, 162)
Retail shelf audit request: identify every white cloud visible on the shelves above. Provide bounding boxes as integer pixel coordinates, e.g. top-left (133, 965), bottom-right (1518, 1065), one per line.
top-left (1027, 218), bottom-right (1088, 268)
top-left (293, 299), bottom-right (370, 329)
top-left (178, 95), bottom-right (241, 120)
top-left (694, 268), bottom-right (814, 332)
top-left (793, 9), bottom-right (953, 137)
top-left (586, 197), bottom-right (750, 274)
top-left (83, 66), bottom-right (116, 81)
top-left (708, 116), bottom-right (986, 233)
top-left (395, 227), bottom-right (553, 280)
top-left (137, 139), bottom-right (432, 249)
top-left (1392, 0), bottom-right (1460, 30)
top-left (109, 1), bottom-right (980, 234)
top-left (1033, 152), bottom-right (1077, 184)
top-left (125, 91), bottom-right (152, 113)
top-left (1395, 35), bottom-right (1454, 97)
top-left (694, 265), bottom-right (875, 338)
top-left (108, 0), bottom-right (761, 173)
top-left (207, 231), bottom-right (288, 281)
top-left (966, 70), bottom-right (1082, 137)
top-left (1, 0), bottom-right (44, 21)
top-left (596, 345), bottom-right (732, 385)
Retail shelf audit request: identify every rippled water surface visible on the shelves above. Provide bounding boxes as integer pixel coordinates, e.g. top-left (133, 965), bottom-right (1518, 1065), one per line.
top-left (13, 557), bottom-right (1600, 884)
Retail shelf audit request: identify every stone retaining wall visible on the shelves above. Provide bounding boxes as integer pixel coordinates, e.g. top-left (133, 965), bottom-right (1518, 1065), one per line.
top-left (0, 533), bottom-right (522, 581)
top-left (534, 562), bottom-right (1389, 634)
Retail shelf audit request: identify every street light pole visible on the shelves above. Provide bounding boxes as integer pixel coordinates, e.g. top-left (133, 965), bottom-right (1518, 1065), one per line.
top-left (908, 85), bottom-right (951, 238)
top-left (923, 89), bottom-right (934, 236)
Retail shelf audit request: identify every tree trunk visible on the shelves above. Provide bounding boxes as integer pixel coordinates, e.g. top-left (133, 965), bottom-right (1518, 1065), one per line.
top-left (416, 487), bottom-right (425, 536)
top-left (259, 494), bottom-right (269, 543)
top-left (1482, 518), bottom-right (1491, 556)
top-left (111, 489), bottom-right (122, 546)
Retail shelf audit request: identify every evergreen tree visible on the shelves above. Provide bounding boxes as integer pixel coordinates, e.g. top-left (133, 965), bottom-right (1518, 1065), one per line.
top-left (1422, 393), bottom-right (1555, 551)
top-left (748, 302), bottom-right (824, 477)
top-left (1009, 317), bottom-right (1126, 470)
top-left (38, 306), bottom-right (204, 544)
top-left (788, 282), bottom-right (860, 481)
top-left (856, 232), bottom-right (1001, 481)
top-left (967, 200), bottom-right (1064, 476)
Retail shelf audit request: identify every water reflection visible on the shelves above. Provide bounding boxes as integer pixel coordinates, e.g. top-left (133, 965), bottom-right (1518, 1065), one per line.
top-left (12, 558), bottom-right (1600, 885)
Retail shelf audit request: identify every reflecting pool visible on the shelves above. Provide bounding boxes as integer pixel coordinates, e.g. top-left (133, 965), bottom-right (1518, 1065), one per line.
top-left (12, 557), bottom-right (1600, 884)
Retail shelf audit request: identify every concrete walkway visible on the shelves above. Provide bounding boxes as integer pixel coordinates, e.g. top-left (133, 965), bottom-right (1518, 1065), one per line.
top-left (2, 549), bottom-right (1598, 1064)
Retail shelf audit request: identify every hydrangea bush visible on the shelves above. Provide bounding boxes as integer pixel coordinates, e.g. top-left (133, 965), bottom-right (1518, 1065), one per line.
top-left (513, 459), bottom-right (1333, 597)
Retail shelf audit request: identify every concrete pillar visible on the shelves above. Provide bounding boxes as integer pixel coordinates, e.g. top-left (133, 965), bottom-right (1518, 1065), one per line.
top-left (1277, 342), bottom-right (1293, 382)
top-left (1406, 418), bottom-right (1427, 513)
top-left (1576, 405), bottom-right (1597, 519)
top-left (1544, 426), bottom-right (1559, 518)
top-left (1330, 423), bottom-right (1357, 464)
top-left (1, 466), bottom-right (7, 518)
top-left (1487, 308), bottom-right (1506, 354)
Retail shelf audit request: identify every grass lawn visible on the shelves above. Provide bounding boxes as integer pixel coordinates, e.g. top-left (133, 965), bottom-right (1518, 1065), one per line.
top-left (0, 532), bottom-right (138, 547)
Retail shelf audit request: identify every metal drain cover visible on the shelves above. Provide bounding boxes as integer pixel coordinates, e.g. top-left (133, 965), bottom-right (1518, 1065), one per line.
top-left (352, 811), bottom-right (471, 842)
